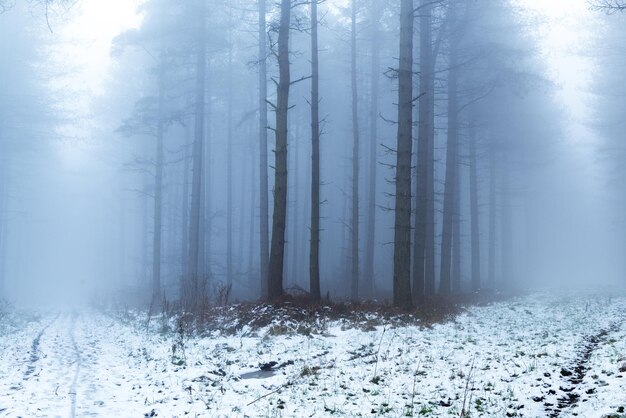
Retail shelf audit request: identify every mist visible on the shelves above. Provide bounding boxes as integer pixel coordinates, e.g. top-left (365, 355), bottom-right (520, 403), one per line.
top-left (1, 0), bottom-right (626, 416)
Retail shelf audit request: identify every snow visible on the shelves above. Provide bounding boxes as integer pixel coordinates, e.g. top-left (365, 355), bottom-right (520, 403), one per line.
top-left (0, 292), bottom-right (625, 417)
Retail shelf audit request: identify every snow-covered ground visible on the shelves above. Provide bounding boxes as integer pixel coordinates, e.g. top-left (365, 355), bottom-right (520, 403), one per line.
top-left (0, 292), bottom-right (625, 417)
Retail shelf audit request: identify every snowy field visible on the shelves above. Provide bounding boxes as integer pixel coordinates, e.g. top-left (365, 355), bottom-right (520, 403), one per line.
top-left (0, 292), bottom-right (625, 418)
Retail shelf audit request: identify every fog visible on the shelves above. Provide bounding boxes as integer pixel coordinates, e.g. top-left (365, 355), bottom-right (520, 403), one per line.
top-left (0, 0), bottom-right (625, 308)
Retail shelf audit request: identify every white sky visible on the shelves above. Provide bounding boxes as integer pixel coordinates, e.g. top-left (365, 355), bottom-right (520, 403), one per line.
top-left (52, 0), bottom-right (594, 124)
top-left (49, 0), bottom-right (595, 162)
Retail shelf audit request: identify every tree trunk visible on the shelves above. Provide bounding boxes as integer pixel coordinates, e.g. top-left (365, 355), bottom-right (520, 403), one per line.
top-left (392, 0), bottom-right (414, 310)
top-left (267, 0), bottom-right (291, 300)
top-left (152, 51), bottom-right (166, 301)
top-left (290, 120), bottom-right (300, 285)
top-left (203, 60), bottom-right (212, 281)
top-left (309, 0), bottom-right (321, 300)
top-left (248, 140), bottom-right (257, 285)
top-left (424, 1), bottom-right (438, 298)
top-left (488, 138), bottom-right (496, 287)
top-left (413, 0), bottom-right (432, 302)
top-left (350, 0), bottom-right (360, 301)
top-left (501, 151), bottom-right (513, 283)
top-left (452, 159), bottom-right (461, 293)
top-left (258, 0), bottom-right (269, 300)
top-left (185, 0), bottom-right (206, 309)
top-left (181, 124), bottom-right (191, 279)
top-left (227, 19), bottom-right (234, 286)
top-left (469, 126), bottom-right (481, 291)
top-left (363, 0), bottom-right (379, 300)
top-left (439, 5), bottom-right (459, 295)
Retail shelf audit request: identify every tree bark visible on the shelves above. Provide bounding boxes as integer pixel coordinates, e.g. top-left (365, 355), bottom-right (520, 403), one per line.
top-left (185, 0), bottom-right (206, 309)
top-left (181, 124), bottom-right (191, 279)
top-left (501, 151), bottom-right (513, 283)
top-left (413, 0), bottom-right (433, 303)
top-left (309, 0), bottom-right (321, 300)
top-left (227, 17), bottom-right (234, 286)
top-left (392, 0), bottom-right (414, 310)
top-left (452, 159), bottom-right (461, 293)
top-left (267, 0), bottom-right (291, 300)
top-left (488, 138), bottom-right (496, 287)
top-left (469, 126), bottom-right (481, 291)
top-left (350, 0), bottom-right (360, 301)
top-left (363, 0), bottom-right (379, 300)
top-left (439, 4), bottom-right (459, 295)
top-left (258, 0), bottom-right (270, 300)
top-left (152, 49), bottom-right (166, 301)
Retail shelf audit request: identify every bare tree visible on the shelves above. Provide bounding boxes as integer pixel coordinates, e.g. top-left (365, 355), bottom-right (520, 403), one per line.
top-left (267, 0), bottom-right (292, 300)
top-left (258, 0), bottom-right (270, 299)
top-left (152, 46), bottom-right (166, 301)
top-left (468, 125), bottom-right (481, 291)
top-left (184, 0), bottom-right (207, 309)
top-left (439, 1), bottom-right (460, 295)
top-left (392, 0), bottom-right (414, 310)
top-left (362, 0), bottom-right (380, 299)
top-left (590, 0), bottom-right (626, 13)
top-left (309, 0), bottom-right (321, 301)
top-left (350, 0), bottom-right (360, 301)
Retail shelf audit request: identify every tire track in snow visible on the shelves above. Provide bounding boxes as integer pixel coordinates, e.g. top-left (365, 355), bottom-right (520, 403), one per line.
top-left (545, 320), bottom-right (623, 417)
top-left (68, 311), bottom-right (82, 418)
top-left (23, 312), bottom-right (61, 381)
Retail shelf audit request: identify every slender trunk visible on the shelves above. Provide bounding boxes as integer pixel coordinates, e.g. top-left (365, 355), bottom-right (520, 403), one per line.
top-left (412, 0), bottom-right (432, 302)
top-left (152, 54), bottom-right (165, 301)
top-left (350, 0), bottom-right (360, 301)
top-left (203, 61), bottom-right (212, 281)
top-left (452, 158), bottom-right (461, 293)
top-left (363, 0), bottom-right (379, 299)
top-left (238, 153), bottom-right (246, 278)
top-left (488, 139), bottom-right (496, 287)
top-left (424, 3), bottom-right (438, 297)
top-left (392, 0), bottom-right (414, 310)
top-left (501, 151), bottom-right (513, 283)
top-left (185, 0), bottom-right (206, 309)
top-left (291, 122), bottom-right (299, 285)
top-left (439, 5), bottom-right (459, 295)
top-left (227, 20), bottom-right (234, 286)
top-left (309, 0), bottom-right (321, 300)
top-left (248, 141), bottom-right (257, 286)
top-left (259, 0), bottom-right (270, 300)
top-left (469, 126), bottom-right (480, 291)
top-left (181, 124), bottom-right (191, 278)
top-left (141, 176), bottom-right (150, 285)
top-left (267, 0), bottom-right (291, 300)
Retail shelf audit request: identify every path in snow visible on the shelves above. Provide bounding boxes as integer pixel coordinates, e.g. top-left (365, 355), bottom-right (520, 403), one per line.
top-left (0, 292), bottom-right (624, 417)
top-left (546, 320), bottom-right (623, 417)
top-left (0, 312), bottom-right (134, 417)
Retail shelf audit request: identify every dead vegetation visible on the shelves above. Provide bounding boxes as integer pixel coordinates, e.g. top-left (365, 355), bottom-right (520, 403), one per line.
top-left (137, 289), bottom-right (517, 337)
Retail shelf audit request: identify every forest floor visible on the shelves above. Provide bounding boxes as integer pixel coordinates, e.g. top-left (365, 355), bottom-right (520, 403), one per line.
top-left (0, 291), bottom-right (625, 417)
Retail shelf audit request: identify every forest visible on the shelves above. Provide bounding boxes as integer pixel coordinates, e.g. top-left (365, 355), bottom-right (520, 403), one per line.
top-left (1, 0), bottom-right (626, 416)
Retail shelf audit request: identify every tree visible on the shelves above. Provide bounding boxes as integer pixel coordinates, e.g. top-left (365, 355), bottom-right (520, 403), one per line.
top-left (309, 0), bottom-right (321, 301)
top-left (362, 0), bottom-right (380, 299)
top-left (468, 125), bottom-right (481, 291)
top-left (392, 0), bottom-right (414, 310)
top-left (185, 0), bottom-right (207, 309)
top-left (259, 0), bottom-right (270, 300)
top-left (152, 48), bottom-right (166, 301)
top-left (590, 0), bottom-right (626, 12)
top-left (413, 0), bottom-right (435, 302)
top-left (350, 0), bottom-right (360, 301)
top-left (438, 1), bottom-right (460, 295)
top-left (267, 0), bottom-right (292, 300)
